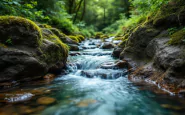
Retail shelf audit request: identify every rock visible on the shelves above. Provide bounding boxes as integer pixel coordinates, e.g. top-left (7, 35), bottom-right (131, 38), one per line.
top-left (76, 99), bottom-right (97, 107)
top-left (89, 42), bottom-right (95, 45)
top-left (153, 4), bottom-right (185, 28)
top-left (0, 48), bottom-right (47, 82)
top-left (37, 97), bottom-right (56, 105)
top-left (68, 44), bottom-right (79, 51)
top-left (43, 74), bottom-right (55, 79)
top-left (0, 16), bottom-right (68, 84)
top-left (69, 52), bottom-right (81, 56)
top-left (112, 47), bottom-right (123, 58)
top-left (18, 106), bottom-right (36, 114)
top-left (99, 62), bottom-right (117, 69)
top-left (99, 60), bottom-right (130, 69)
top-left (0, 16), bottom-right (42, 48)
top-left (81, 69), bottom-right (125, 79)
top-left (82, 46), bottom-right (96, 49)
top-left (100, 42), bottom-right (114, 49)
top-left (5, 92), bottom-right (34, 103)
top-left (120, 26), bottom-right (160, 59)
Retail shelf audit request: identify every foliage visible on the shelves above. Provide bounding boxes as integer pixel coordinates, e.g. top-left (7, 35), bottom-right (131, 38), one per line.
top-left (5, 38), bottom-right (13, 45)
top-left (168, 27), bottom-right (178, 35)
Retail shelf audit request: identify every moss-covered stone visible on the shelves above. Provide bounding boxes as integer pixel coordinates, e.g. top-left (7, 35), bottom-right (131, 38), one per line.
top-left (95, 32), bottom-right (104, 39)
top-left (76, 35), bottom-right (85, 41)
top-left (0, 16), bottom-right (42, 47)
top-left (41, 28), bottom-right (69, 59)
top-left (152, 2), bottom-right (185, 28)
top-left (168, 29), bottom-right (185, 45)
top-left (0, 16), bottom-right (69, 83)
top-left (68, 35), bottom-right (79, 43)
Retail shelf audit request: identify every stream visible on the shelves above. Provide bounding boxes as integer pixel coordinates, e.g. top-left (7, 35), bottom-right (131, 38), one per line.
top-left (1, 38), bottom-right (185, 115)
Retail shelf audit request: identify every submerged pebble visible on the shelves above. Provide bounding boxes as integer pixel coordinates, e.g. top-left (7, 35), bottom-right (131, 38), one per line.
top-left (5, 93), bottom-right (34, 103)
top-left (37, 97), bottom-right (56, 105)
top-left (76, 99), bottom-right (97, 107)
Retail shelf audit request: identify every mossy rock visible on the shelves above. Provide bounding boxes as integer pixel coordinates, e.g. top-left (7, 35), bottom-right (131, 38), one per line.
top-left (153, 3), bottom-right (185, 28)
top-left (95, 32), bottom-right (104, 39)
top-left (68, 36), bottom-right (79, 43)
top-left (41, 28), bottom-right (69, 61)
top-left (76, 35), bottom-right (85, 41)
top-left (0, 16), bottom-right (42, 47)
top-left (168, 29), bottom-right (185, 45)
top-left (38, 24), bottom-right (52, 29)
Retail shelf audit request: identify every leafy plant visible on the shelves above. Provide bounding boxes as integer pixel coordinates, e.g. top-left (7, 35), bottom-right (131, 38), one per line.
top-left (5, 38), bottom-right (13, 45)
top-left (168, 27), bottom-right (178, 35)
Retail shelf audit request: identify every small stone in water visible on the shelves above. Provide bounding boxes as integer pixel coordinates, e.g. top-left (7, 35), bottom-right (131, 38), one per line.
top-left (37, 97), bottom-right (56, 105)
top-left (5, 93), bottom-right (34, 103)
top-left (77, 99), bottom-right (97, 107)
top-left (18, 106), bottom-right (36, 114)
top-left (43, 74), bottom-right (55, 79)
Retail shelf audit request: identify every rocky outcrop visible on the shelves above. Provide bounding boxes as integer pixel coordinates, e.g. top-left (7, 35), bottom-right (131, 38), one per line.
top-left (115, 2), bottom-right (185, 95)
top-left (0, 16), bottom-right (69, 83)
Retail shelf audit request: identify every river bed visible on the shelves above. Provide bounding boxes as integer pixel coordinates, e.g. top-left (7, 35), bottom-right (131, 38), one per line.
top-left (0, 39), bottom-right (185, 115)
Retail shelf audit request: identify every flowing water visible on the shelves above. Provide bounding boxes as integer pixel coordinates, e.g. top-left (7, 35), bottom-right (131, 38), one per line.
top-left (1, 39), bottom-right (185, 115)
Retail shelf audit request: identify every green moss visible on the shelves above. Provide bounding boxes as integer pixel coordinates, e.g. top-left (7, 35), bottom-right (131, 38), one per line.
top-left (41, 28), bottom-right (69, 58)
top-left (68, 35), bottom-right (79, 43)
top-left (0, 43), bottom-right (7, 48)
top-left (50, 28), bottom-right (62, 37)
top-left (42, 24), bottom-right (52, 28)
top-left (152, 4), bottom-right (185, 26)
top-left (168, 29), bottom-right (185, 45)
top-left (95, 32), bottom-right (104, 39)
top-left (0, 16), bottom-right (43, 45)
top-left (76, 35), bottom-right (85, 41)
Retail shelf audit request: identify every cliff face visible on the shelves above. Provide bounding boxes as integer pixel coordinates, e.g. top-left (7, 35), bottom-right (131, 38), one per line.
top-left (113, 1), bottom-right (185, 94)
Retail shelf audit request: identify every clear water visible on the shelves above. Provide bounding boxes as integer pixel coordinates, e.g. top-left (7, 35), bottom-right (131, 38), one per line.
top-left (1, 39), bottom-right (185, 115)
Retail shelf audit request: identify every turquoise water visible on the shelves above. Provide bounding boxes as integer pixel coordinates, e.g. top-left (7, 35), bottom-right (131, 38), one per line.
top-left (41, 40), bottom-right (185, 115)
top-left (1, 39), bottom-right (185, 115)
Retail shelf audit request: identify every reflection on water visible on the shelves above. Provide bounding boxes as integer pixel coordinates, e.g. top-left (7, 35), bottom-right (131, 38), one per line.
top-left (0, 39), bottom-right (185, 115)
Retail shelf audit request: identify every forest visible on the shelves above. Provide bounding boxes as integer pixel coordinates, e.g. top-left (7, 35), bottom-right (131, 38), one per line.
top-left (0, 0), bottom-right (170, 36)
top-left (0, 0), bottom-right (185, 115)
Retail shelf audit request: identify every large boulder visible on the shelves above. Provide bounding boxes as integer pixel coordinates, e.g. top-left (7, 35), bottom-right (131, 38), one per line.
top-left (0, 16), bottom-right (68, 83)
top-left (120, 25), bottom-right (160, 59)
top-left (0, 16), bottom-right (42, 48)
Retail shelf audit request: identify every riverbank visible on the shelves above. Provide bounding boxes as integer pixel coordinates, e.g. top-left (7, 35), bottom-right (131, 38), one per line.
top-left (113, 1), bottom-right (185, 95)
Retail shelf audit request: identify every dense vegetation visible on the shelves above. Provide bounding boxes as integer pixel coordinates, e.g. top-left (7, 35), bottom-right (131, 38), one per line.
top-left (1, 0), bottom-right (184, 44)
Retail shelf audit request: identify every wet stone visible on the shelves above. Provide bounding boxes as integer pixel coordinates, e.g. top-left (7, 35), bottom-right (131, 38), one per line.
top-left (81, 69), bottom-right (125, 79)
top-left (37, 97), bottom-right (56, 105)
top-left (5, 92), bottom-right (34, 103)
top-left (43, 74), bottom-right (56, 79)
top-left (76, 99), bottom-right (97, 108)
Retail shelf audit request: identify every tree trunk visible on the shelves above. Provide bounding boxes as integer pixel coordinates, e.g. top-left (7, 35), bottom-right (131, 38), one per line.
top-left (104, 7), bottom-right (106, 26)
top-left (68, 0), bottom-right (74, 14)
top-left (80, 0), bottom-right (86, 21)
top-left (73, 0), bottom-right (83, 23)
